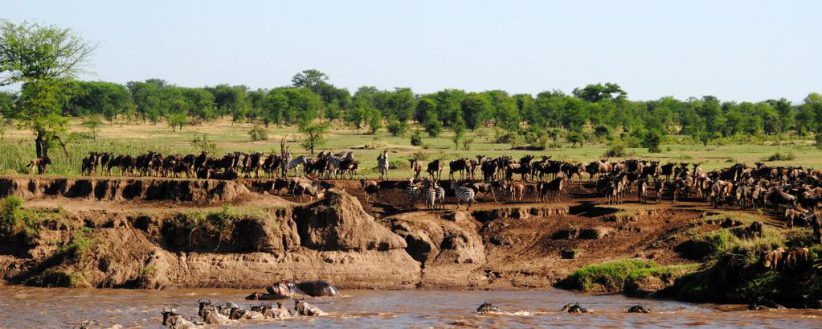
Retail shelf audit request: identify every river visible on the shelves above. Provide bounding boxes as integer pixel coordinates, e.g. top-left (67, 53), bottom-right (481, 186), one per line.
top-left (0, 287), bottom-right (819, 328)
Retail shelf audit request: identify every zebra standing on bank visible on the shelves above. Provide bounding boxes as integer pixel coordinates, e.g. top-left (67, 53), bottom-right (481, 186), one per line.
top-left (377, 150), bottom-right (389, 180)
top-left (406, 178), bottom-right (419, 208)
top-left (450, 181), bottom-right (476, 210)
top-left (433, 181), bottom-right (446, 210)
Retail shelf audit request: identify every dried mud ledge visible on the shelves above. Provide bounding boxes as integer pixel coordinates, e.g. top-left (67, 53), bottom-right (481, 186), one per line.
top-left (0, 176), bottom-right (687, 291)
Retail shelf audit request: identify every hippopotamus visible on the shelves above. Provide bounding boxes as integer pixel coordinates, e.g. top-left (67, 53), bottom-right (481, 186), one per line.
top-left (265, 280), bottom-right (339, 298)
top-left (476, 302), bottom-right (502, 314)
top-left (627, 304), bottom-right (652, 313)
top-left (561, 302), bottom-right (592, 313)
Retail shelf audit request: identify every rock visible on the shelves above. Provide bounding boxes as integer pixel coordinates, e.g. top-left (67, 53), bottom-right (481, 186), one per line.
top-left (293, 189), bottom-right (406, 252)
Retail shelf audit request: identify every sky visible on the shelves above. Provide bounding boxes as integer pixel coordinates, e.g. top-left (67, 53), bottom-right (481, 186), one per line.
top-left (2, 0), bottom-right (821, 102)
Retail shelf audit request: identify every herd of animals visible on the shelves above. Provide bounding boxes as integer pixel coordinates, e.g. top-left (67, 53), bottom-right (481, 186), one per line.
top-left (154, 279), bottom-right (659, 329)
top-left (75, 150), bottom-right (822, 223)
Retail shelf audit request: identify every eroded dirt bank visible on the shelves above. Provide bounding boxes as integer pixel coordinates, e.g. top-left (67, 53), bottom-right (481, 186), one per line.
top-left (0, 176), bottom-right (777, 295)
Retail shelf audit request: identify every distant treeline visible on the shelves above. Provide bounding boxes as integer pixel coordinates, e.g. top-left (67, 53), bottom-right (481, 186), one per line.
top-left (1, 69), bottom-right (821, 145)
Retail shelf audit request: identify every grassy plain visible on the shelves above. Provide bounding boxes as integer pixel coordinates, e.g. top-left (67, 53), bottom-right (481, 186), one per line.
top-left (1, 119), bottom-right (819, 178)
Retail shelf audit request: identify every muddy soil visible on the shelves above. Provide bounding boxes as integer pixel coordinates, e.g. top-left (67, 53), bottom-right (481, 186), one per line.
top-left (0, 176), bottom-right (781, 291)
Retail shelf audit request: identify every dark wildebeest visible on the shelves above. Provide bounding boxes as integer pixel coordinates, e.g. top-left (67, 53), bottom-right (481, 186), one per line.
top-left (408, 158), bottom-right (423, 180)
top-left (538, 176), bottom-right (565, 202)
top-left (449, 158), bottom-right (469, 180)
top-left (427, 159), bottom-right (444, 180)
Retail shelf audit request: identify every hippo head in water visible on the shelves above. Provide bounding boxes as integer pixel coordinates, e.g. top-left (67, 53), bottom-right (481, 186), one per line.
top-left (266, 281), bottom-right (296, 297)
top-left (294, 280), bottom-right (338, 297)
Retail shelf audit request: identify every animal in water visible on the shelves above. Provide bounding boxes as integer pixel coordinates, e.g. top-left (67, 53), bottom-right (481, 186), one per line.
top-left (161, 308), bottom-right (203, 329)
top-left (627, 305), bottom-right (652, 313)
top-left (561, 302), bottom-right (592, 313)
top-left (476, 302), bottom-right (502, 314)
top-left (294, 299), bottom-right (327, 316)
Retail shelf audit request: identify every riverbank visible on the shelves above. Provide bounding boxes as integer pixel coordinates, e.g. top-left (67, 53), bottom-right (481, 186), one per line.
top-left (0, 176), bottom-right (818, 309)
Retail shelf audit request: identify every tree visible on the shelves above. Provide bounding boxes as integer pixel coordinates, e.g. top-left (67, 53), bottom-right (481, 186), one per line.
top-left (1, 21), bottom-right (94, 161)
top-left (292, 69), bottom-right (329, 92)
top-left (460, 93), bottom-right (492, 130)
top-left (298, 121), bottom-right (329, 154)
top-left (642, 129), bottom-right (663, 153)
top-left (81, 115), bottom-right (102, 140)
top-left (452, 116), bottom-right (466, 149)
top-left (387, 118), bottom-right (407, 136)
top-left (367, 108), bottom-right (382, 134)
top-left (166, 112), bottom-right (187, 131)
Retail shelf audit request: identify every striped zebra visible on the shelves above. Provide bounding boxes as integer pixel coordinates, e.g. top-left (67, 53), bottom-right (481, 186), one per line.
top-left (422, 186), bottom-right (437, 209)
top-left (377, 150), bottom-right (389, 180)
top-left (450, 181), bottom-right (476, 210)
top-left (286, 155), bottom-right (309, 177)
top-left (434, 182), bottom-right (446, 210)
top-left (406, 178), bottom-right (419, 207)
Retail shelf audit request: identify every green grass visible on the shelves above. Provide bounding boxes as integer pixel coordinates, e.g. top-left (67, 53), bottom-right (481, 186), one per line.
top-left (561, 259), bottom-right (697, 292)
top-left (1, 119), bottom-right (820, 178)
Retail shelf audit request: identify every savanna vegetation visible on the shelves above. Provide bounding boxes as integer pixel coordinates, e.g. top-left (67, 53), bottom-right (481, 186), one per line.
top-left (1, 21), bottom-right (820, 177)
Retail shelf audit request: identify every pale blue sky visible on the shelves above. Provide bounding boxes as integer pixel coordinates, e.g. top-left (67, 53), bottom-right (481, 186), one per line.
top-left (2, 0), bottom-right (820, 102)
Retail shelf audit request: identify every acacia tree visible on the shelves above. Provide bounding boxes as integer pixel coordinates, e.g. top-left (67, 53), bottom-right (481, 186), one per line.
top-left (299, 121), bottom-right (329, 154)
top-left (0, 21), bottom-right (94, 160)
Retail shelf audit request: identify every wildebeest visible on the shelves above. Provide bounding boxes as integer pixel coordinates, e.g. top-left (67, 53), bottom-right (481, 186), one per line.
top-left (449, 158), bottom-right (469, 180)
top-left (627, 304), bottom-right (652, 313)
top-left (561, 302), bottom-right (592, 313)
top-left (27, 156), bottom-right (51, 175)
top-left (538, 176), bottom-right (565, 202)
top-left (294, 299), bottom-right (327, 316)
top-left (427, 159), bottom-right (444, 180)
top-left (408, 158), bottom-right (423, 180)
top-left (360, 178), bottom-right (380, 204)
top-left (476, 302), bottom-right (502, 314)
top-left (161, 307), bottom-right (202, 328)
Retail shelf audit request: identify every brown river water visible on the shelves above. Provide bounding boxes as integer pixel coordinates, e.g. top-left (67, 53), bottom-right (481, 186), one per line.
top-left (0, 287), bottom-right (820, 328)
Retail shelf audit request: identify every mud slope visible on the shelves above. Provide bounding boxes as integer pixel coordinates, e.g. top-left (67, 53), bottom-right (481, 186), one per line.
top-left (0, 189), bottom-right (420, 289)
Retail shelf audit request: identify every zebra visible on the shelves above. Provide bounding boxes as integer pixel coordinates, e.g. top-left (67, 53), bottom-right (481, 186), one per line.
top-left (434, 182), bottom-right (446, 210)
top-left (377, 150), bottom-right (389, 180)
top-left (450, 181), bottom-right (476, 210)
top-left (286, 155), bottom-right (309, 177)
top-left (406, 178), bottom-right (419, 208)
top-left (423, 186), bottom-right (437, 209)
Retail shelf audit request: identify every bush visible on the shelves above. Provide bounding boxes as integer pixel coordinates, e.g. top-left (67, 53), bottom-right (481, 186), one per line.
top-left (387, 120), bottom-right (408, 137)
top-left (410, 130), bottom-right (423, 146)
top-left (59, 227), bottom-right (95, 258)
top-left (763, 152), bottom-right (796, 162)
top-left (0, 196), bottom-right (24, 237)
top-left (642, 129), bottom-right (663, 153)
top-left (248, 125), bottom-right (269, 141)
top-left (604, 142), bottom-right (626, 157)
top-left (815, 134), bottom-right (822, 150)
top-left (191, 134), bottom-right (219, 154)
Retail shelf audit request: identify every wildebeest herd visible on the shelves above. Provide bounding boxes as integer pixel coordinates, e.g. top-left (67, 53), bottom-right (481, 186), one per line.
top-left (79, 151), bottom-right (821, 223)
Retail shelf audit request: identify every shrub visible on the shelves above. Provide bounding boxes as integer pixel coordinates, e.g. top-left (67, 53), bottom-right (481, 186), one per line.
top-left (0, 196), bottom-right (24, 237)
top-left (248, 125), bottom-right (269, 141)
top-left (387, 120), bottom-right (407, 137)
top-left (191, 134), bottom-right (219, 154)
top-left (604, 141), bottom-right (626, 157)
top-left (410, 130), bottom-right (423, 146)
top-left (815, 134), bottom-right (822, 150)
top-left (642, 129), bottom-right (663, 153)
top-left (763, 152), bottom-right (796, 162)
top-left (59, 227), bottom-right (95, 258)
